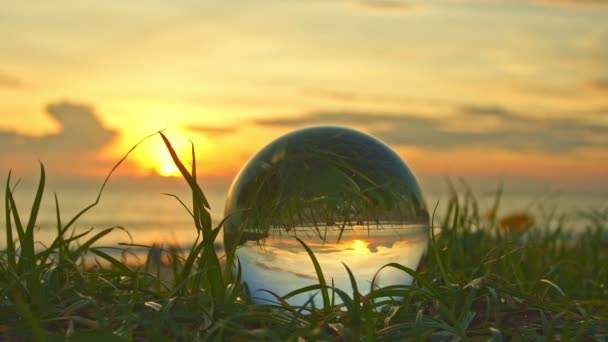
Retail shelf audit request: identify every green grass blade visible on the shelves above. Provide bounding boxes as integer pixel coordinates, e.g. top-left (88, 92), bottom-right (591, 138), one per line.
top-left (162, 193), bottom-right (195, 219)
top-left (36, 227), bottom-right (94, 261)
top-left (159, 132), bottom-right (210, 210)
top-left (189, 139), bottom-right (213, 217)
top-left (331, 287), bottom-right (355, 314)
top-left (53, 193), bottom-right (65, 264)
top-left (430, 200), bottom-right (450, 285)
top-left (72, 227), bottom-right (117, 258)
top-left (257, 289), bottom-right (302, 313)
top-left (341, 262), bottom-right (361, 340)
top-left (4, 171), bottom-right (16, 268)
top-left (225, 258), bottom-right (243, 305)
top-left (281, 284), bottom-right (325, 301)
top-left (342, 262), bottom-right (360, 310)
top-left (202, 239), bottom-right (226, 302)
top-left (218, 210), bottom-right (248, 287)
top-left (295, 237), bottom-right (330, 309)
top-left (25, 163), bottom-right (45, 249)
top-left (459, 285), bottom-right (479, 329)
top-left (6, 179), bottom-right (26, 258)
top-left (373, 262), bottom-right (444, 303)
top-left (539, 278), bottom-right (566, 297)
top-left (89, 248), bottom-right (134, 275)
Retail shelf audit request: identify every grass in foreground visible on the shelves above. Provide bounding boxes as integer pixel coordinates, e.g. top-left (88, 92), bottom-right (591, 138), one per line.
top-left (1, 133), bottom-right (607, 341)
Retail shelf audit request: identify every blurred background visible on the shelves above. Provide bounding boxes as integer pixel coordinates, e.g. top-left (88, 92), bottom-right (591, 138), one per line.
top-left (1, 1), bottom-right (606, 248)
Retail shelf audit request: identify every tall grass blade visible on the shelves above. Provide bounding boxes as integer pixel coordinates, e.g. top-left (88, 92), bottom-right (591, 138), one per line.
top-left (158, 132), bottom-right (210, 210)
top-left (430, 200), bottom-right (450, 284)
top-left (295, 237), bottom-right (330, 308)
top-left (341, 262), bottom-right (362, 340)
top-left (6, 179), bottom-right (25, 260)
top-left (4, 171), bottom-right (16, 268)
top-left (342, 262), bottom-right (360, 313)
top-left (53, 193), bottom-right (66, 264)
top-left (25, 163), bottom-right (45, 251)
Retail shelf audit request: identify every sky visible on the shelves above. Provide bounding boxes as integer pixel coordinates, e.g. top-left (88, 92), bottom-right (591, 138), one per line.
top-left (1, 0), bottom-right (607, 196)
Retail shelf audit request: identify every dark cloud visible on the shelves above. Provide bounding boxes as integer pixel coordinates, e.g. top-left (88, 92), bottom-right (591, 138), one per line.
top-left (458, 105), bottom-right (521, 120)
top-left (531, 0), bottom-right (608, 7)
top-left (0, 71), bottom-right (23, 88)
top-left (186, 124), bottom-right (237, 136)
top-left (255, 107), bottom-right (608, 153)
top-left (585, 78), bottom-right (608, 91)
top-left (256, 111), bottom-right (416, 127)
top-left (355, 0), bottom-right (413, 12)
top-left (300, 87), bottom-right (455, 109)
top-left (0, 102), bottom-right (117, 174)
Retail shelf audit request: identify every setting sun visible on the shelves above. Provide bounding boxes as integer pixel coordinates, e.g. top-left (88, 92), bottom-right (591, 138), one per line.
top-left (158, 162), bottom-right (181, 177)
top-left (124, 133), bottom-right (196, 178)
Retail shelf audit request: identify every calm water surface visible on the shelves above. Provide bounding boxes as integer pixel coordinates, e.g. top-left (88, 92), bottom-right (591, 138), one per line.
top-left (2, 183), bottom-right (605, 256)
top-left (236, 224), bottom-right (429, 306)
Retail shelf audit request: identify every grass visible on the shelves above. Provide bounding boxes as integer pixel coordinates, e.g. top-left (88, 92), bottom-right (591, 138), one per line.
top-left (1, 132), bottom-right (607, 341)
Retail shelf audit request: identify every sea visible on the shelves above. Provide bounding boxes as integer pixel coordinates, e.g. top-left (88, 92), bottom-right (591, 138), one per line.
top-left (2, 175), bottom-right (606, 260)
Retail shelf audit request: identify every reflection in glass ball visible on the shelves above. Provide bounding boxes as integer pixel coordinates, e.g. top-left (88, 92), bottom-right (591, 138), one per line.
top-left (224, 126), bottom-right (430, 306)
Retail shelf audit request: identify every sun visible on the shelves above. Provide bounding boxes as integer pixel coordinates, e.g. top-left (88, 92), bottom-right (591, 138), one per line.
top-left (128, 133), bottom-right (193, 178)
top-left (157, 162), bottom-right (181, 177)
top-left (122, 129), bottom-right (218, 178)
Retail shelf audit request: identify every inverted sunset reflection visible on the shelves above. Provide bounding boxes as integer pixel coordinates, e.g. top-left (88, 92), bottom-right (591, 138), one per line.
top-left (237, 224), bottom-right (428, 306)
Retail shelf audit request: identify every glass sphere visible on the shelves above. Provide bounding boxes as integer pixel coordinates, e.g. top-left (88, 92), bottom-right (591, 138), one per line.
top-left (224, 126), bottom-right (429, 306)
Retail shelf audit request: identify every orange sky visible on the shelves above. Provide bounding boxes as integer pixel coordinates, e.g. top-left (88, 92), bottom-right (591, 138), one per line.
top-left (1, 1), bottom-right (607, 194)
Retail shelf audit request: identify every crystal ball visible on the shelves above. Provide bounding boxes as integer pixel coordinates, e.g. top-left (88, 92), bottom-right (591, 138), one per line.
top-left (224, 126), bottom-right (429, 306)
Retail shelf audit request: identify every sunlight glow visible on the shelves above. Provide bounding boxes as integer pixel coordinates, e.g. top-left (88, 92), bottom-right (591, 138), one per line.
top-left (127, 132), bottom-right (195, 178)
top-left (158, 162), bottom-right (181, 177)
top-left (349, 239), bottom-right (369, 253)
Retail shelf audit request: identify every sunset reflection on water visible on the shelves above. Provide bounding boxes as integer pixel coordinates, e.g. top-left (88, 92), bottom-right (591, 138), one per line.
top-left (236, 224), bottom-right (429, 306)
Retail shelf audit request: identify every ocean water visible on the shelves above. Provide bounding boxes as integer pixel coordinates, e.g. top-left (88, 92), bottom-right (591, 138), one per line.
top-left (1, 179), bottom-right (606, 257)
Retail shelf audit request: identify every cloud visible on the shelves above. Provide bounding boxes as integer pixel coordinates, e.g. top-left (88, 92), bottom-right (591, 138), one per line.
top-left (531, 0), bottom-right (608, 7)
top-left (0, 71), bottom-right (23, 88)
top-left (254, 261), bottom-right (316, 280)
top-left (355, 0), bottom-right (413, 12)
top-left (585, 78), bottom-right (608, 92)
top-left (0, 102), bottom-right (117, 175)
top-left (300, 88), bottom-right (362, 102)
top-left (186, 124), bottom-right (237, 136)
top-left (458, 105), bottom-right (520, 121)
top-left (255, 106), bottom-right (608, 153)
